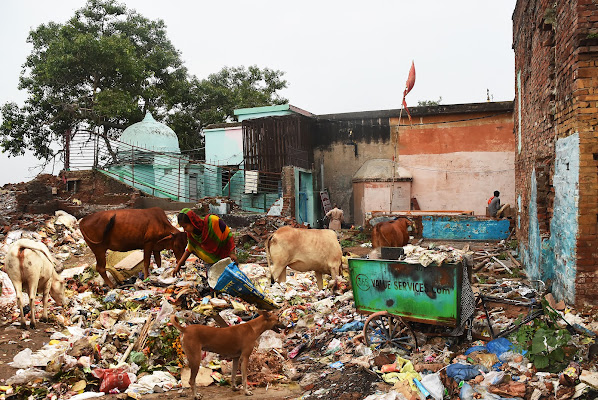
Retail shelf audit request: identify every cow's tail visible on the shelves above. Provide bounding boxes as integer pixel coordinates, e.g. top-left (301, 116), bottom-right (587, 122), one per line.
top-left (264, 233), bottom-right (274, 269)
top-left (170, 314), bottom-right (186, 333)
top-left (80, 215), bottom-right (116, 245)
top-left (17, 240), bottom-right (61, 271)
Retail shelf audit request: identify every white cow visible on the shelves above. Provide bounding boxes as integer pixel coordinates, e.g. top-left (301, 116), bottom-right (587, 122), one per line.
top-left (265, 226), bottom-right (342, 290)
top-left (4, 239), bottom-right (66, 329)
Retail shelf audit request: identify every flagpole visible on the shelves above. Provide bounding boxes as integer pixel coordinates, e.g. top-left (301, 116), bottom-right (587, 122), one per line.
top-left (389, 107), bottom-right (404, 212)
top-left (390, 60), bottom-right (415, 214)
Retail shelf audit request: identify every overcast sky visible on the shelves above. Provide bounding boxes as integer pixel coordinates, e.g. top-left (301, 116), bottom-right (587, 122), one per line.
top-left (0, 0), bottom-right (517, 186)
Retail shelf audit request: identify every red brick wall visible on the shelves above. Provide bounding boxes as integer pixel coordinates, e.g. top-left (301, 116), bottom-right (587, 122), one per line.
top-left (575, 1), bottom-right (598, 303)
top-left (513, 0), bottom-right (598, 306)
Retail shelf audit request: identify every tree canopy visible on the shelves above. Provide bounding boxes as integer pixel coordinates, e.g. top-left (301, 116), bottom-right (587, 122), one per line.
top-left (168, 66), bottom-right (287, 156)
top-left (0, 0), bottom-right (287, 163)
top-left (417, 97), bottom-right (443, 107)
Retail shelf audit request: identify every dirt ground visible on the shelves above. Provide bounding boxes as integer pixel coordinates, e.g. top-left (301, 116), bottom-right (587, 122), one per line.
top-left (0, 237), bottom-right (484, 399)
top-left (0, 322), bottom-right (55, 382)
top-left (0, 245), bottom-right (303, 399)
top-left (0, 321), bottom-right (301, 399)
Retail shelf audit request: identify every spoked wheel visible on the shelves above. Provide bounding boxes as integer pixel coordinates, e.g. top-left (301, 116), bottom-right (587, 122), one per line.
top-left (363, 311), bottom-right (418, 353)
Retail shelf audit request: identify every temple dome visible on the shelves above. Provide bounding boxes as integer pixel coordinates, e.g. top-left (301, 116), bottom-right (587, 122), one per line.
top-left (120, 112), bottom-right (180, 153)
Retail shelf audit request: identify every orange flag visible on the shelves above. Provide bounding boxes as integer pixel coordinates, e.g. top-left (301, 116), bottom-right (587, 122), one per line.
top-left (402, 61), bottom-right (416, 120)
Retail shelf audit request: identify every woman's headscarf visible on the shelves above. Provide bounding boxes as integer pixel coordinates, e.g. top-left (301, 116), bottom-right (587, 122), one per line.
top-left (180, 208), bottom-right (204, 232)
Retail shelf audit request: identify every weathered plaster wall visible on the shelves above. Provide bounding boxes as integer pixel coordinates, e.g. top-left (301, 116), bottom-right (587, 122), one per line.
top-left (513, 0), bottom-right (598, 305)
top-left (313, 107), bottom-right (514, 223)
top-left (551, 134), bottom-right (579, 302)
top-left (522, 135), bottom-right (579, 303)
top-left (522, 168), bottom-right (553, 284)
top-left (400, 152), bottom-right (515, 215)
top-left (315, 140), bottom-right (393, 223)
top-left (394, 113), bottom-right (515, 216)
top-left (204, 126), bottom-right (243, 165)
top-left (353, 181), bottom-right (411, 226)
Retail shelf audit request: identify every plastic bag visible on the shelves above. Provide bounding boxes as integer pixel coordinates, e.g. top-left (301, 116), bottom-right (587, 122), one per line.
top-left (465, 345), bottom-right (488, 355)
top-left (421, 373), bottom-right (445, 400)
top-left (460, 382), bottom-right (474, 400)
top-left (326, 338), bottom-right (343, 354)
top-left (155, 298), bottom-right (174, 324)
top-left (9, 348), bottom-right (33, 369)
top-left (0, 271), bottom-right (17, 308)
top-left (91, 368), bottom-right (131, 393)
top-left (55, 210), bottom-right (77, 229)
top-left (7, 368), bottom-right (51, 385)
top-left (363, 391), bottom-right (408, 400)
top-left (258, 330), bottom-right (283, 350)
top-left (125, 371), bottom-right (177, 396)
top-left (333, 320), bottom-right (365, 333)
top-left (486, 337), bottom-right (513, 357)
top-left (481, 371), bottom-right (505, 386)
top-left (211, 261), bottom-right (278, 310)
top-left (476, 352), bottom-right (500, 370)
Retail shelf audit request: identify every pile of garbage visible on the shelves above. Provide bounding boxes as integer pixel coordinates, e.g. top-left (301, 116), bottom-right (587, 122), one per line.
top-left (0, 209), bottom-right (597, 400)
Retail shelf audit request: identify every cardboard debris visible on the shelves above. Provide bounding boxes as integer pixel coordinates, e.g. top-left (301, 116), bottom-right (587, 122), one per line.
top-left (181, 367), bottom-right (214, 387)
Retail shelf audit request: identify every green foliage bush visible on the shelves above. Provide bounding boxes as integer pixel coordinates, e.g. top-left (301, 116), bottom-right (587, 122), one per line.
top-left (510, 301), bottom-right (573, 371)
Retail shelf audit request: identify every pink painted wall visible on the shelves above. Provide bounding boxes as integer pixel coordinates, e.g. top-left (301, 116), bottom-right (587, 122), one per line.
top-left (391, 114), bottom-right (515, 215)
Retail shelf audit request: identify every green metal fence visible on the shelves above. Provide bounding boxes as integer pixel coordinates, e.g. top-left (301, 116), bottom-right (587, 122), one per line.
top-left (67, 132), bottom-right (282, 212)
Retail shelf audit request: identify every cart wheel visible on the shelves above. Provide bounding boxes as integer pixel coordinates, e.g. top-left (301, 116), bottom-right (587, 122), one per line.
top-left (363, 311), bottom-right (418, 353)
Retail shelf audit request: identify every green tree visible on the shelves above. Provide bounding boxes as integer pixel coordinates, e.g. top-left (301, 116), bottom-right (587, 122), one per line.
top-left (1, 0), bottom-right (188, 164)
top-left (417, 96), bottom-right (443, 107)
top-left (1, 0), bottom-right (288, 164)
top-left (167, 66), bottom-right (287, 159)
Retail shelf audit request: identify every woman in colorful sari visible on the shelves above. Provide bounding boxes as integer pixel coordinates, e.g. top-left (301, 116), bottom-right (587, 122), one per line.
top-left (173, 208), bottom-right (236, 277)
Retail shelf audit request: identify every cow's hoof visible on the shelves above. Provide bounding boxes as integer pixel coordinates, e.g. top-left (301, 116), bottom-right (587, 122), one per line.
top-left (244, 390), bottom-right (253, 396)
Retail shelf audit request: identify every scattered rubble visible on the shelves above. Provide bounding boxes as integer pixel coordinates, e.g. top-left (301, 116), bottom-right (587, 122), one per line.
top-left (0, 178), bottom-right (597, 400)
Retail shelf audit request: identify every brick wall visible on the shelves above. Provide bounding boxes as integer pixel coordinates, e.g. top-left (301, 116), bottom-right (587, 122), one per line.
top-left (513, 0), bottom-right (598, 306)
top-left (575, 0), bottom-right (598, 303)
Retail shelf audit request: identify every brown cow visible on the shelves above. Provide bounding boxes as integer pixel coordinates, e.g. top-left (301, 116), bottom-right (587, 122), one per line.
top-left (265, 226), bottom-right (342, 290)
top-left (371, 217), bottom-right (416, 248)
top-left (79, 207), bottom-right (187, 288)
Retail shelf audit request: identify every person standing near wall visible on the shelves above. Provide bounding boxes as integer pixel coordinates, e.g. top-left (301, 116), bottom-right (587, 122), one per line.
top-left (488, 190), bottom-right (510, 218)
top-left (326, 204), bottom-right (344, 231)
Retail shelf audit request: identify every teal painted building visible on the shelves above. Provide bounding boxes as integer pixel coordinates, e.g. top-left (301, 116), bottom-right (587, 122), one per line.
top-left (203, 104), bottom-right (316, 221)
